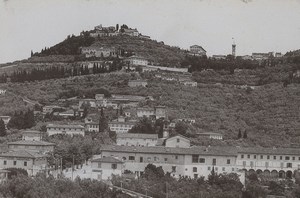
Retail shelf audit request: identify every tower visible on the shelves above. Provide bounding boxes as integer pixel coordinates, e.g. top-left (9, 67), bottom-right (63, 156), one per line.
top-left (232, 38), bottom-right (236, 57)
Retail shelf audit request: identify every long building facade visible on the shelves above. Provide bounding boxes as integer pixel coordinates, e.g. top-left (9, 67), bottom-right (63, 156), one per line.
top-left (98, 144), bottom-right (300, 182)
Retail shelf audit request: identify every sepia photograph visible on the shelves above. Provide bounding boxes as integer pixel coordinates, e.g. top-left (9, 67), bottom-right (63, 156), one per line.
top-left (0, 0), bottom-right (300, 197)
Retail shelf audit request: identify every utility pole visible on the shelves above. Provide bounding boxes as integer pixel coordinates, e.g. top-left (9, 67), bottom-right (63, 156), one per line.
top-left (72, 154), bottom-right (74, 180)
top-left (166, 182), bottom-right (168, 198)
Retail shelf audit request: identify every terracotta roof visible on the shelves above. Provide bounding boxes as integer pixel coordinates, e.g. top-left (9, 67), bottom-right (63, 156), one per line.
top-left (22, 130), bottom-right (41, 134)
top-left (100, 145), bottom-right (237, 156)
top-left (7, 140), bottom-right (55, 146)
top-left (0, 150), bottom-right (46, 159)
top-left (46, 124), bottom-right (84, 129)
top-left (117, 133), bottom-right (158, 139)
top-left (237, 147), bottom-right (300, 156)
top-left (91, 156), bottom-right (123, 163)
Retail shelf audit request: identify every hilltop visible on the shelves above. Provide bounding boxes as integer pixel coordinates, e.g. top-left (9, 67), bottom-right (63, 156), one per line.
top-left (26, 25), bottom-right (186, 67)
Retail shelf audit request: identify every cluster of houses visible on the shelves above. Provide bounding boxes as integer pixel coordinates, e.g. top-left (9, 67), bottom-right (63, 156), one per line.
top-left (2, 127), bottom-right (300, 184)
top-left (0, 130), bottom-right (55, 177)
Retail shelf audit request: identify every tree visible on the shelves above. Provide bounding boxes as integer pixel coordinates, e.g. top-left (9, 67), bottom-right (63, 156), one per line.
top-left (31, 50), bottom-right (33, 57)
top-left (99, 108), bottom-right (108, 132)
top-left (0, 119), bottom-right (6, 137)
top-left (238, 129), bottom-right (242, 139)
top-left (174, 121), bottom-right (188, 135)
top-left (129, 116), bottom-right (155, 134)
top-left (243, 130), bottom-right (248, 139)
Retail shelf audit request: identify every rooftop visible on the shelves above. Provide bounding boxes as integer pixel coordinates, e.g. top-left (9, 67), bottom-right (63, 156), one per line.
top-left (117, 133), bottom-right (158, 139)
top-left (46, 124), bottom-right (85, 129)
top-left (100, 145), bottom-right (236, 157)
top-left (0, 150), bottom-right (46, 159)
top-left (7, 140), bottom-right (55, 146)
top-left (91, 156), bottom-right (123, 164)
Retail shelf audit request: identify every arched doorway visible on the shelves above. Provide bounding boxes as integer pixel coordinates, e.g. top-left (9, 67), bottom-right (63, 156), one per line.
top-left (279, 170), bottom-right (285, 179)
top-left (263, 170), bottom-right (271, 177)
top-left (286, 170), bottom-right (293, 179)
top-left (256, 169), bottom-right (262, 175)
top-left (271, 170), bottom-right (278, 178)
top-left (248, 169), bottom-right (255, 175)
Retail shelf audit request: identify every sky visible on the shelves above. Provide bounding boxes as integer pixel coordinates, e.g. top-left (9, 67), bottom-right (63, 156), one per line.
top-left (0, 0), bottom-right (300, 64)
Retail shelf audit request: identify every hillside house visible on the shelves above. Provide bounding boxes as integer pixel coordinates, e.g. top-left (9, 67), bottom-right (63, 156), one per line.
top-left (196, 132), bottom-right (223, 140)
top-left (54, 109), bottom-right (75, 118)
top-left (116, 133), bottom-right (158, 147)
top-left (43, 105), bottom-right (64, 114)
top-left (0, 89), bottom-right (6, 95)
top-left (0, 150), bottom-right (48, 176)
top-left (212, 55), bottom-right (227, 60)
top-left (128, 80), bottom-right (148, 87)
top-left (0, 116), bottom-right (11, 129)
top-left (180, 80), bottom-right (197, 87)
top-left (7, 140), bottom-right (55, 153)
top-left (125, 56), bottom-right (148, 66)
top-left (22, 130), bottom-right (42, 141)
top-left (81, 46), bottom-right (117, 58)
top-left (95, 94), bottom-right (105, 100)
top-left (139, 34), bottom-right (151, 39)
top-left (137, 106), bottom-right (166, 120)
top-left (46, 124), bottom-right (85, 136)
top-left (91, 156), bottom-right (124, 180)
top-left (190, 45), bottom-right (206, 56)
top-left (251, 52), bottom-right (271, 60)
top-left (165, 135), bottom-right (191, 148)
top-left (123, 28), bottom-right (139, 36)
top-left (108, 117), bottom-right (136, 133)
top-left (85, 116), bottom-right (100, 132)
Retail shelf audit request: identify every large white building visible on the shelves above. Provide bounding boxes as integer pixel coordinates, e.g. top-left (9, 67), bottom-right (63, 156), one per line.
top-left (189, 45), bottom-right (206, 56)
top-left (125, 56), bottom-right (148, 66)
top-left (46, 124), bottom-right (85, 136)
top-left (91, 156), bottom-right (124, 180)
top-left (116, 133), bottom-right (158, 147)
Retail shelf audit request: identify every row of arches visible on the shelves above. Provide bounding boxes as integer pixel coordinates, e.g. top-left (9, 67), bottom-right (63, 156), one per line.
top-left (244, 169), bottom-right (293, 179)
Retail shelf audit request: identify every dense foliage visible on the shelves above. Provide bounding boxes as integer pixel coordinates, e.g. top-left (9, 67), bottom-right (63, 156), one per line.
top-left (7, 109), bottom-right (35, 130)
top-left (0, 173), bottom-right (127, 198)
top-left (112, 164), bottom-right (244, 198)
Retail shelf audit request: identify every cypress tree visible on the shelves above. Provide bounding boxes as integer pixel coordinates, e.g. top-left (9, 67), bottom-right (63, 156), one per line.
top-left (243, 131), bottom-right (248, 139)
top-left (238, 129), bottom-right (242, 139)
top-left (0, 119), bottom-right (6, 137)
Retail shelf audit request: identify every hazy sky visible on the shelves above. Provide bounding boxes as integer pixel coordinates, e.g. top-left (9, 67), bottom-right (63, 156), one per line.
top-left (1, 0), bottom-right (300, 63)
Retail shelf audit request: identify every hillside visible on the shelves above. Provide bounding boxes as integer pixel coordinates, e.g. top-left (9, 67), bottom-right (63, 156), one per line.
top-left (1, 65), bottom-right (299, 148)
top-left (27, 32), bottom-right (186, 67)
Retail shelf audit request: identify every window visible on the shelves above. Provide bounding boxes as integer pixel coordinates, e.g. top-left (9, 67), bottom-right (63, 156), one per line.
top-left (273, 156), bottom-right (276, 160)
top-left (194, 174), bottom-right (198, 179)
top-left (172, 166), bottom-right (176, 172)
top-left (3, 160), bottom-right (6, 165)
top-left (247, 154), bottom-right (250, 159)
top-left (287, 163), bottom-right (292, 168)
top-left (227, 159), bottom-right (230, 164)
top-left (164, 158), bottom-right (168, 162)
top-left (140, 157), bottom-right (143, 163)
top-left (250, 161), bottom-right (254, 168)
top-left (265, 162), bottom-right (269, 168)
top-left (154, 157), bottom-right (157, 161)
top-left (24, 161), bottom-right (27, 166)
top-left (111, 163), bottom-right (117, 169)
top-left (243, 161), bottom-right (246, 167)
top-left (199, 158), bottom-right (205, 163)
top-left (177, 138), bottom-right (180, 143)
top-left (293, 157), bottom-right (295, 160)
top-left (208, 166), bottom-right (211, 171)
top-left (267, 155), bottom-right (270, 160)
top-left (175, 155), bottom-right (178, 160)
top-left (254, 155), bottom-right (256, 159)
top-left (212, 158), bottom-right (216, 166)
top-left (192, 155), bottom-right (199, 163)
top-left (193, 167), bottom-right (197, 172)
top-left (232, 168), bottom-right (235, 171)
top-left (13, 161), bottom-right (17, 166)
top-left (222, 167), bottom-right (225, 171)
top-left (285, 156), bottom-right (290, 160)
top-left (280, 156), bottom-right (283, 160)
top-left (260, 155), bottom-right (263, 159)
top-left (241, 154), bottom-right (244, 159)
top-left (129, 156), bottom-right (135, 160)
